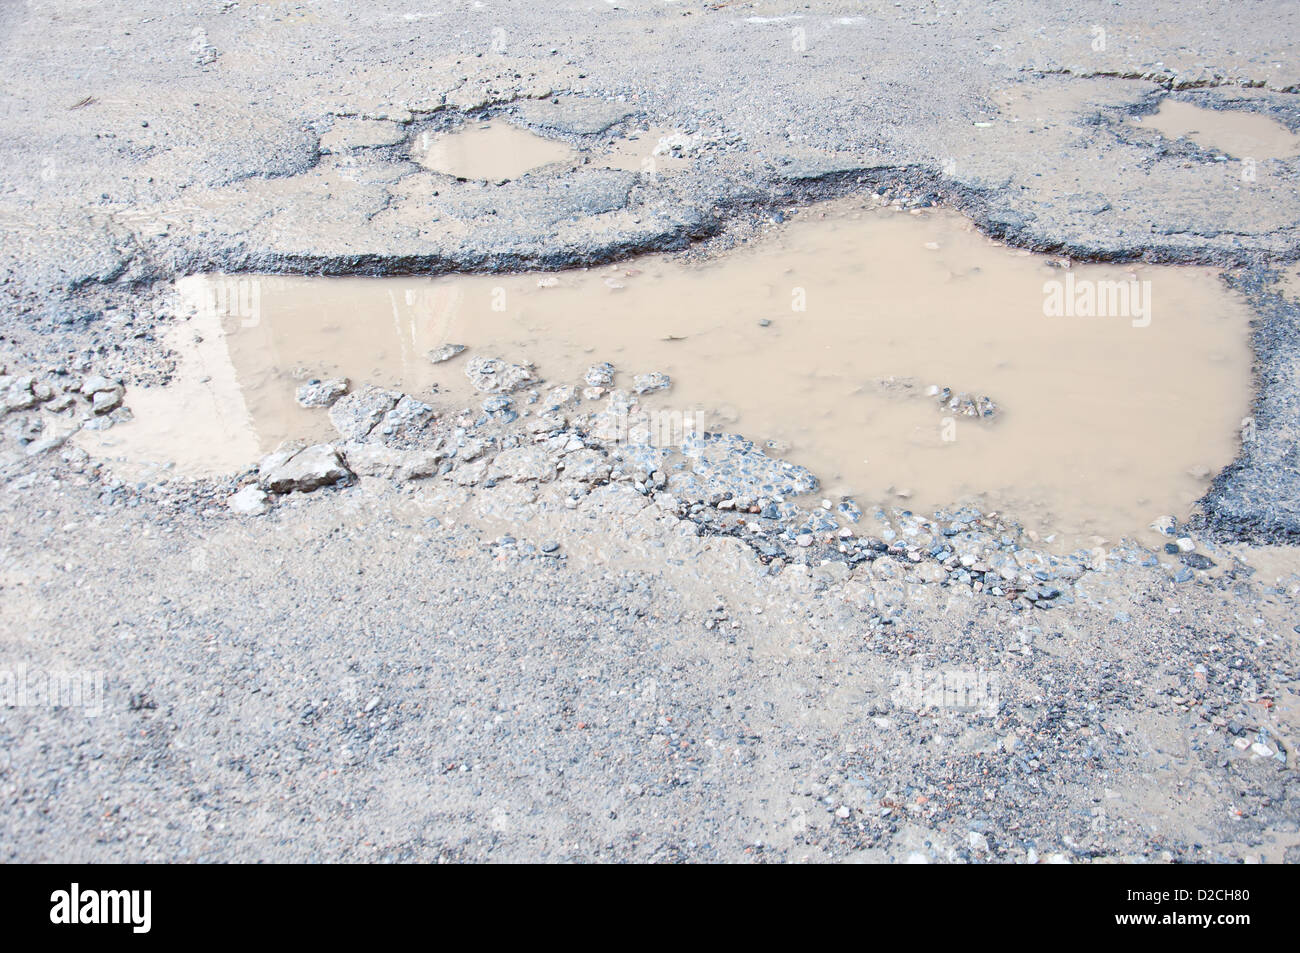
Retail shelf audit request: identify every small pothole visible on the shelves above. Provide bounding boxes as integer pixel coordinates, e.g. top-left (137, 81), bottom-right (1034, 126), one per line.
top-left (412, 120), bottom-right (577, 181)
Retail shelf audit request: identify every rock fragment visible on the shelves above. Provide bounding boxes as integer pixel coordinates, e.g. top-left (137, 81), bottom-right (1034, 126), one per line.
top-left (227, 485), bottom-right (270, 516)
top-left (632, 372), bottom-right (671, 395)
top-left (561, 448), bottom-right (612, 483)
top-left (343, 442), bottom-right (443, 481)
top-left (328, 387), bottom-right (400, 441)
top-left (928, 384), bottom-right (997, 418)
top-left (91, 388), bottom-right (123, 415)
top-left (259, 444), bottom-right (353, 493)
top-left (295, 377), bottom-right (349, 408)
top-left (584, 362), bottom-right (615, 387)
top-left (465, 356), bottom-right (536, 394)
top-left (374, 395), bottom-right (436, 444)
top-left (80, 375), bottom-right (119, 396)
top-left (0, 376), bottom-right (41, 414)
top-left (428, 344), bottom-right (466, 364)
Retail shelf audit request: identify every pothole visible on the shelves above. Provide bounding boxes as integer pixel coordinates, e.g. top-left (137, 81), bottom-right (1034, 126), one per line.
top-left (79, 198), bottom-right (1254, 547)
top-left (412, 121), bottom-right (576, 180)
top-left (1131, 100), bottom-right (1300, 160)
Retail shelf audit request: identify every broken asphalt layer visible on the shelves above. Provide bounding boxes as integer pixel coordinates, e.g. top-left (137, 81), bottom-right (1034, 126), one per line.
top-left (2, 3), bottom-right (1300, 866)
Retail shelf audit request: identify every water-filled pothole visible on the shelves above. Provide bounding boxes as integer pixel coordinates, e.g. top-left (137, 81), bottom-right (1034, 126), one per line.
top-left (81, 199), bottom-right (1253, 546)
top-left (1132, 100), bottom-right (1300, 160)
top-left (413, 121), bottom-right (576, 180)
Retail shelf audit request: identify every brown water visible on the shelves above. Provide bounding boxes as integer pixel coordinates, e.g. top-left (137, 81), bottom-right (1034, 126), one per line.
top-left (413, 121), bottom-right (576, 180)
top-left (81, 200), bottom-right (1254, 546)
top-left (1133, 100), bottom-right (1300, 160)
top-left (591, 126), bottom-right (693, 174)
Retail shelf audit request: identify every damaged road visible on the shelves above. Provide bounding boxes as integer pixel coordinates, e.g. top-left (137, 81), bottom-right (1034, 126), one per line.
top-left (1, 1), bottom-right (1299, 863)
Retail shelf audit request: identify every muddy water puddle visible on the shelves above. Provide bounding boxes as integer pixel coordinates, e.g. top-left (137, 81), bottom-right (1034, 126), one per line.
top-left (81, 200), bottom-right (1254, 547)
top-left (1132, 100), bottom-right (1300, 160)
top-left (413, 121), bottom-right (576, 180)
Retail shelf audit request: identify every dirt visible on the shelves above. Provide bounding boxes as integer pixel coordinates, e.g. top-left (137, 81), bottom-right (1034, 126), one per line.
top-left (1, 0), bottom-right (1298, 866)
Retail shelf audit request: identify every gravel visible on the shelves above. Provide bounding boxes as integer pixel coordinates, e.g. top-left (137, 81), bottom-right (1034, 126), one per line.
top-left (0, 0), bottom-right (1296, 864)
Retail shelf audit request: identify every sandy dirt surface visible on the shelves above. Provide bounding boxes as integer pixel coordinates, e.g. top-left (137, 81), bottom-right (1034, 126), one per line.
top-left (1, 1), bottom-right (1298, 863)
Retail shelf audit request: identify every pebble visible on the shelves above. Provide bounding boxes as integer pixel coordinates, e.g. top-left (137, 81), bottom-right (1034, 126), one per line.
top-left (466, 356), bottom-right (536, 394)
top-left (632, 372), bottom-right (671, 395)
top-left (1149, 515), bottom-right (1175, 535)
top-left (584, 362), bottom-right (615, 387)
top-left (91, 389), bottom-right (123, 415)
top-left (295, 377), bottom-right (349, 408)
top-left (427, 344), bottom-right (466, 364)
top-left (79, 375), bottom-right (118, 396)
top-left (226, 485), bottom-right (269, 516)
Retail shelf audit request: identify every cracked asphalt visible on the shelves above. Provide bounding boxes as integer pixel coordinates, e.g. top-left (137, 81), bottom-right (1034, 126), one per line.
top-left (1, 1), bottom-right (1299, 862)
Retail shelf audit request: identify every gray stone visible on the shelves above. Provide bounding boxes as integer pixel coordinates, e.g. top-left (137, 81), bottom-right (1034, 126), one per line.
top-left (227, 485), bottom-right (270, 516)
top-left (79, 375), bottom-right (118, 396)
top-left (259, 444), bottom-right (352, 493)
top-left (632, 372), bottom-right (671, 395)
top-left (452, 457), bottom-right (489, 486)
top-left (605, 389), bottom-right (636, 414)
top-left (0, 376), bottom-right (40, 414)
top-left (23, 417), bottom-right (79, 456)
top-left (465, 356), bottom-right (535, 394)
top-left (91, 388), bottom-right (123, 415)
top-left (343, 442), bottom-right (443, 481)
top-left (328, 387), bottom-right (401, 441)
top-left (543, 385), bottom-right (578, 410)
top-left (428, 343), bottom-right (466, 364)
top-left (584, 362), bottom-right (615, 387)
top-left (931, 385), bottom-right (998, 419)
top-left (295, 377), bottom-right (349, 408)
top-left (561, 448), bottom-right (611, 483)
top-left (683, 432), bottom-right (819, 500)
top-left (374, 395), bottom-right (436, 444)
